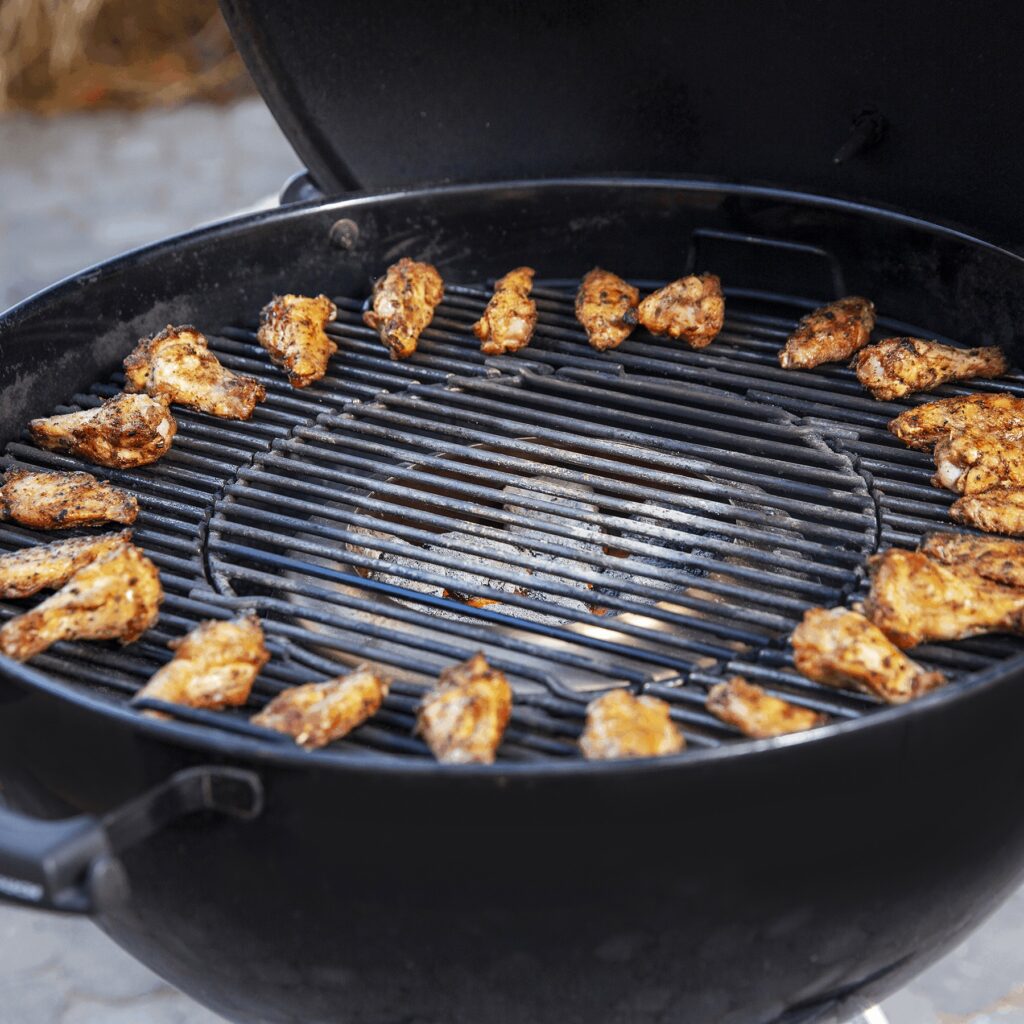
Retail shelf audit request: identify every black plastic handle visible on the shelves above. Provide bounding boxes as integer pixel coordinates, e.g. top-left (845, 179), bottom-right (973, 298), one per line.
top-left (0, 766), bottom-right (262, 915)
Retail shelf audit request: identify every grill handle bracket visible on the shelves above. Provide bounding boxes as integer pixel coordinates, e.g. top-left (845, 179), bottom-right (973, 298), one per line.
top-left (0, 766), bottom-right (262, 915)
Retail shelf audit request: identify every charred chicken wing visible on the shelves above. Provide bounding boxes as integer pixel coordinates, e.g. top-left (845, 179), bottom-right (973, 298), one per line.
top-left (0, 469), bottom-right (137, 529)
top-left (362, 257), bottom-right (444, 360)
top-left (258, 293), bottom-right (338, 388)
top-left (636, 273), bottom-right (725, 348)
top-left (579, 689), bottom-right (684, 760)
top-left (921, 531), bottom-right (1024, 589)
top-left (792, 606), bottom-right (945, 701)
top-left (706, 675), bottom-right (826, 737)
top-left (951, 486), bottom-right (1024, 536)
top-left (416, 652), bottom-right (512, 764)
top-left (778, 296), bottom-right (875, 370)
top-left (575, 267), bottom-right (639, 351)
top-left (0, 542), bottom-right (161, 661)
top-left (124, 324), bottom-right (266, 419)
top-left (252, 664), bottom-right (388, 749)
top-left (889, 392), bottom-right (1024, 451)
top-left (932, 428), bottom-right (1024, 494)
top-left (473, 266), bottom-right (537, 356)
top-left (30, 392), bottom-right (176, 469)
top-left (0, 531), bottom-right (130, 599)
top-left (134, 615), bottom-right (269, 711)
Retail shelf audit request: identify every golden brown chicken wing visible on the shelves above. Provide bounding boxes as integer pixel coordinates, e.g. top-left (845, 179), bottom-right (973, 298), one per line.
top-left (636, 273), bottom-right (725, 348)
top-left (888, 392), bottom-right (1024, 451)
top-left (920, 531), bottom-right (1024, 588)
top-left (416, 652), bottom-right (512, 764)
top-left (362, 257), bottom-right (444, 360)
top-left (0, 469), bottom-right (137, 529)
top-left (575, 267), bottom-right (639, 351)
top-left (30, 392), bottom-right (177, 469)
top-left (258, 293), bottom-right (339, 388)
top-left (252, 664), bottom-right (388, 749)
top-left (0, 542), bottom-right (161, 661)
top-left (0, 531), bottom-right (130, 599)
top-left (778, 296), bottom-right (875, 370)
top-left (864, 548), bottom-right (1024, 648)
top-left (932, 428), bottom-right (1024, 494)
top-left (791, 606), bottom-right (945, 701)
top-left (705, 675), bottom-right (826, 737)
top-left (134, 615), bottom-right (269, 711)
top-left (579, 689), bottom-right (684, 760)
top-left (473, 266), bottom-right (537, 356)
top-left (951, 486), bottom-right (1024, 536)
top-left (124, 324), bottom-right (266, 420)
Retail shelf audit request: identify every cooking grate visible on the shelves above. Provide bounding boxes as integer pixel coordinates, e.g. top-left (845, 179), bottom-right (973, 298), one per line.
top-left (3, 279), bottom-right (1023, 762)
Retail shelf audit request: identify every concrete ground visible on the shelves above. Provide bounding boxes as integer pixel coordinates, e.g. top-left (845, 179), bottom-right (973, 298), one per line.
top-left (0, 97), bottom-right (1021, 1024)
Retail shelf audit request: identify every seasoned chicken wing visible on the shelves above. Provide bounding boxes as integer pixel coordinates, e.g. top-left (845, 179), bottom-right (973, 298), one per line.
top-left (124, 324), bottom-right (266, 419)
top-left (778, 296), bottom-right (875, 370)
top-left (0, 531), bottom-right (130, 599)
top-left (134, 615), bottom-right (269, 711)
top-left (706, 675), bottom-right (826, 737)
top-left (852, 338), bottom-right (1007, 401)
top-left (575, 267), bottom-right (639, 351)
top-left (889, 392), bottom-right (1024, 451)
top-left (0, 542), bottom-right (161, 661)
top-left (864, 548), bottom-right (1024, 648)
top-left (932, 427), bottom-right (1024, 494)
top-left (416, 652), bottom-right (512, 764)
top-left (0, 469), bottom-right (136, 529)
top-left (951, 486), bottom-right (1024, 536)
top-left (473, 266), bottom-right (537, 355)
top-left (579, 689), bottom-right (684, 760)
top-left (258, 293), bottom-right (338, 388)
top-left (363, 257), bottom-right (444, 360)
top-left (252, 664), bottom-right (388, 749)
top-left (791, 606), bottom-right (945, 701)
top-left (921, 531), bottom-right (1024, 588)
top-left (30, 392), bottom-right (176, 469)
top-left (636, 273), bottom-right (725, 348)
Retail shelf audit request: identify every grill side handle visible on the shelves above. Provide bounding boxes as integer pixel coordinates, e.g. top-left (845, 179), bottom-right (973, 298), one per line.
top-left (0, 766), bottom-right (262, 914)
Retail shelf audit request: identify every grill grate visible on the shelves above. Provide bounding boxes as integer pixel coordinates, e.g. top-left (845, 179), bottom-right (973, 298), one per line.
top-left (3, 279), bottom-right (1023, 762)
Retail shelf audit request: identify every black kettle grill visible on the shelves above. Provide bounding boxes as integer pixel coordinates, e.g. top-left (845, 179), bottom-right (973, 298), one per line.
top-left (2, 3), bottom-right (1024, 1022)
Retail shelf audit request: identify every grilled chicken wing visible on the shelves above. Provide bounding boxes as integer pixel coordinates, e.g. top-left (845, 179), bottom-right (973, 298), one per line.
top-left (706, 676), bottom-right (826, 737)
top-left (363, 257), bottom-right (444, 360)
top-left (0, 531), bottom-right (131, 599)
top-left (889, 392), bottom-right (1024, 451)
top-left (0, 469), bottom-right (137, 529)
top-left (791, 606), bottom-right (945, 701)
top-left (636, 273), bottom-right (725, 348)
top-left (134, 615), bottom-right (269, 711)
top-left (30, 392), bottom-right (176, 468)
top-left (852, 338), bottom-right (1007, 401)
top-left (951, 486), bottom-right (1024, 536)
top-left (920, 531), bottom-right (1024, 588)
top-left (124, 324), bottom-right (266, 419)
top-left (932, 427), bottom-right (1024, 494)
top-left (0, 542), bottom-right (161, 661)
top-left (579, 689), bottom-right (684, 760)
top-left (252, 664), bottom-right (388, 749)
top-left (865, 548), bottom-right (1024, 648)
top-left (778, 296), bottom-right (875, 370)
top-left (575, 267), bottom-right (639, 351)
top-left (416, 652), bottom-right (512, 764)
top-left (473, 266), bottom-right (537, 355)
top-left (258, 293), bottom-right (338, 388)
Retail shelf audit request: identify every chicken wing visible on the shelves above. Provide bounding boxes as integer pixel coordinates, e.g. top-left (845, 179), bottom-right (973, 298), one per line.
top-left (258, 293), bottom-right (338, 387)
top-left (252, 664), bottom-right (388, 749)
top-left (134, 615), bottom-right (269, 711)
top-left (932, 427), bottom-right (1024, 494)
top-left (636, 273), bottom-right (725, 348)
top-left (579, 689), bottom-right (684, 760)
top-left (30, 393), bottom-right (176, 469)
top-left (124, 324), bottom-right (266, 420)
top-left (864, 548), bottom-right (1024, 648)
top-left (0, 469), bottom-right (137, 529)
top-left (791, 606), bottom-right (945, 701)
top-left (575, 267), bottom-right (639, 351)
top-left (778, 296), bottom-right (875, 370)
top-left (705, 675), bottom-right (826, 737)
top-left (473, 267), bottom-right (537, 356)
top-left (0, 531), bottom-right (131, 599)
top-left (951, 486), bottom-right (1024, 536)
top-left (416, 652), bottom-right (512, 764)
top-left (889, 392), bottom-right (1024, 451)
top-left (362, 257), bottom-right (444, 360)
top-left (852, 338), bottom-right (1007, 401)
top-left (0, 542), bottom-right (161, 661)
top-left (920, 531), bottom-right (1024, 588)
